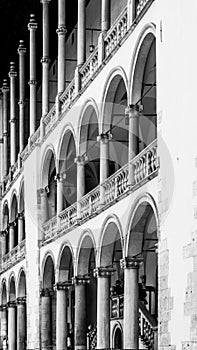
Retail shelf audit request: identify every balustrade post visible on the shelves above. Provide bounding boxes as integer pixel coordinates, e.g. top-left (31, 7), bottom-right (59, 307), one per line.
top-left (40, 288), bottom-right (52, 350)
top-left (16, 297), bottom-right (26, 350)
top-left (94, 267), bottom-right (114, 349)
top-left (54, 282), bottom-right (71, 350)
top-left (8, 301), bottom-right (16, 350)
top-left (0, 305), bottom-right (7, 346)
top-left (97, 133), bottom-right (110, 205)
top-left (17, 40), bottom-right (26, 153)
top-left (121, 257), bottom-right (143, 349)
top-left (2, 79), bottom-right (9, 177)
top-left (9, 62), bottom-right (17, 167)
top-left (125, 105), bottom-right (140, 186)
top-left (73, 275), bottom-right (90, 350)
top-left (74, 155), bottom-right (86, 219)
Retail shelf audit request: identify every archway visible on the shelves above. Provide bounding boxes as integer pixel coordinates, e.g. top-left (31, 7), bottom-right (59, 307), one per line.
top-left (79, 106), bottom-right (100, 194)
top-left (1, 282), bottom-right (7, 345)
top-left (131, 35), bottom-right (156, 153)
top-left (58, 130), bottom-right (77, 209)
top-left (17, 270), bottom-right (27, 350)
top-left (113, 326), bottom-right (123, 349)
top-left (18, 182), bottom-right (25, 241)
top-left (10, 194), bottom-right (18, 247)
top-left (103, 74), bottom-right (128, 176)
top-left (2, 203), bottom-right (9, 254)
top-left (42, 149), bottom-right (57, 221)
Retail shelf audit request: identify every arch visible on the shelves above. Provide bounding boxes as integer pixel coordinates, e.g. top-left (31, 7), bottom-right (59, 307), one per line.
top-left (17, 268), bottom-right (26, 297)
top-left (58, 127), bottom-right (77, 208)
top-left (10, 192), bottom-right (18, 223)
top-left (18, 179), bottom-right (25, 213)
top-left (57, 123), bottom-right (77, 163)
top-left (42, 253), bottom-right (55, 289)
top-left (112, 322), bottom-right (123, 349)
top-left (9, 274), bottom-right (16, 302)
top-left (129, 24), bottom-right (157, 152)
top-left (57, 243), bottom-right (74, 282)
top-left (76, 230), bottom-right (97, 275)
top-left (41, 144), bottom-right (57, 188)
top-left (2, 201), bottom-right (9, 231)
top-left (1, 279), bottom-right (7, 305)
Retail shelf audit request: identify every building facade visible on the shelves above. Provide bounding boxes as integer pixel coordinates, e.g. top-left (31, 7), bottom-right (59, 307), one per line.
top-left (0, 0), bottom-right (195, 349)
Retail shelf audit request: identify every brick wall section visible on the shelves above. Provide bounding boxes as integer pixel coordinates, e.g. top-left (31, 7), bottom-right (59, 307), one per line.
top-left (159, 239), bottom-right (175, 350)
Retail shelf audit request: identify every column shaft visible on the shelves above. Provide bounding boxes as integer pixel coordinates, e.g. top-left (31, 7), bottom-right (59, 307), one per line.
top-left (77, 0), bottom-right (86, 66)
top-left (8, 304), bottom-right (16, 350)
top-left (75, 156), bottom-right (85, 218)
top-left (0, 96), bottom-right (3, 183)
top-left (18, 41), bottom-right (26, 153)
top-left (41, 0), bottom-right (50, 118)
top-left (0, 307), bottom-right (7, 345)
top-left (126, 105), bottom-right (139, 185)
top-left (101, 0), bottom-right (110, 32)
top-left (55, 285), bottom-right (68, 350)
top-left (57, 0), bottom-right (66, 94)
top-left (57, 175), bottom-right (64, 215)
top-left (40, 189), bottom-right (49, 224)
top-left (74, 277), bottom-right (89, 350)
top-left (9, 224), bottom-right (15, 252)
top-left (17, 300), bottom-right (26, 350)
top-left (41, 290), bottom-right (51, 350)
top-left (18, 215), bottom-right (24, 243)
top-left (2, 80), bottom-right (9, 177)
top-left (9, 63), bottom-right (17, 167)
top-left (1, 232), bottom-right (6, 257)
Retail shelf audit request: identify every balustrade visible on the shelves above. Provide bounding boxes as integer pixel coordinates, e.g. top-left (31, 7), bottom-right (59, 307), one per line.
top-left (60, 79), bottom-right (75, 111)
top-left (2, 239), bottom-right (26, 270)
top-left (133, 139), bottom-right (157, 184)
top-left (42, 216), bottom-right (57, 240)
top-left (58, 203), bottom-right (77, 231)
top-left (80, 49), bottom-right (99, 89)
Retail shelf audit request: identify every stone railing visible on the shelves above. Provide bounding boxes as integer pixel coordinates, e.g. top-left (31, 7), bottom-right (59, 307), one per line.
top-left (87, 323), bottom-right (97, 350)
top-left (30, 126), bottom-right (40, 145)
top-left (80, 48), bottom-right (99, 89)
top-left (139, 300), bottom-right (158, 350)
top-left (79, 185), bottom-right (100, 220)
top-left (60, 78), bottom-right (75, 111)
top-left (42, 216), bottom-right (57, 240)
top-left (136, 0), bottom-right (151, 16)
top-left (59, 203), bottom-right (77, 230)
top-left (2, 239), bottom-right (26, 270)
top-left (104, 6), bottom-right (128, 58)
top-left (110, 294), bottom-right (124, 319)
top-left (43, 104), bottom-right (56, 135)
top-left (132, 139), bottom-right (157, 185)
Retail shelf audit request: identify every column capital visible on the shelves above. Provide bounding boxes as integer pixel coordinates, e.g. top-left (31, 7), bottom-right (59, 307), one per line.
top-left (17, 40), bottom-right (27, 55)
top-left (1, 79), bottom-right (9, 93)
top-left (8, 62), bottom-right (17, 78)
top-left (28, 79), bottom-right (37, 86)
top-left (0, 304), bottom-right (7, 311)
top-left (9, 119), bottom-right (16, 124)
top-left (18, 100), bottom-right (26, 106)
top-left (9, 221), bottom-right (15, 228)
top-left (54, 281), bottom-right (72, 291)
top-left (40, 0), bottom-right (51, 4)
top-left (40, 288), bottom-right (51, 297)
top-left (55, 173), bottom-right (64, 182)
top-left (125, 104), bottom-right (143, 118)
top-left (28, 14), bottom-right (38, 31)
top-left (74, 155), bottom-right (87, 165)
top-left (18, 212), bottom-right (24, 220)
top-left (16, 296), bottom-right (26, 305)
top-left (7, 301), bottom-right (16, 308)
top-left (93, 267), bottom-right (115, 278)
top-left (3, 132), bottom-right (8, 137)
top-left (0, 138), bottom-right (4, 144)
top-left (72, 275), bottom-right (90, 285)
top-left (56, 26), bottom-right (67, 35)
top-left (0, 230), bottom-right (7, 237)
top-left (41, 57), bottom-right (50, 64)
top-left (120, 257), bottom-right (143, 269)
top-left (97, 132), bottom-right (112, 143)
top-left (39, 187), bottom-right (48, 197)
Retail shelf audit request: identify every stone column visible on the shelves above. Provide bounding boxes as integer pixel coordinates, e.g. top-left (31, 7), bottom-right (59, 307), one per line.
top-left (0, 305), bottom-right (7, 346)
top-left (77, 0), bottom-right (86, 67)
top-left (125, 105), bottom-right (140, 186)
top-left (73, 275), bottom-right (90, 350)
top-left (56, 173), bottom-right (64, 216)
top-left (40, 188), bottom-right (49, 224)
top-left (8, 301), bottom-right (16, 350)
top-left (28, 14), bottom-right (38, 136)
top-left (9, 62), bottom-right (17, 167)
top-left (97, 133), bottom-right (110, 204)
top-left (41, 0), bottom-right (51, 120)
top-left (127, 0), bottom-right (137, 26)
top-left (2, 79), bottom-right (9, 177)
top-left (0, 231), bottom-right (6, 257)
top-left (55, 282), bottom-right (70, 350)
top-left (9, 223), bottom-right (15, 252)
top-left (18, 212), bottom-right (24, 243)
top-left (0, 94), bottom-right (3, 183)
top-left (16, 297), bottom-right (26, 350)
top-left (17, 40), bottom-right (26, 153)
top-left (101, 0), bottom-right (110, 32)
top-left (57, 0), bottom-right (67, 95)
top-left (74, 155), bottom-right (86, 219)
top-left (121, 257), bottom-right (143, 349)
top-left (94, 267), bottom-right (114, 349)
top-left (40, 289), bottom-right (51, 350)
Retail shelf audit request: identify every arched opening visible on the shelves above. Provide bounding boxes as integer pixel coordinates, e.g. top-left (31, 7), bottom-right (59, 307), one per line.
top-left (10, 194), bottom-right (18, 248)
top-left (42, 255), bottom-right (56, 348)
top-left (42, 149), bottom-right (57, 221)
top-left (2, 203), bottom-right (9, 254)
top-left (9, 276), bottom-right (16, 302)
top-left (17, 270), bottom-right (27, 349)
top-left (113, 326), bottom-right (123, 349)
top-left (103, 75), bottom-right (128, 177)
top-left (132, 35), bottom-right (157, 153)
top-left (2, 282), bottom-right (7, 305)
top-left (1, 282), bottom-right (8, 345)
top-left (77, 235), bottom-right (97, 339)
top-left (18, 270), bottom-right (26, 298)
top-left (18, 182), bottom-right (25, 241)
top-left (59, 131), bottom-right (77, 209)
top-left (127, 201), bottom-right (158, 318)
top-left (79, 106), bottom-right (100, 194)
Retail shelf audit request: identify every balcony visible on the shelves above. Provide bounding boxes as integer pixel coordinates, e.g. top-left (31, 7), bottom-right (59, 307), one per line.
top-left (2, 240), bottom-right (26, 271)
top-left (41, 139), bottom-right (158, 243)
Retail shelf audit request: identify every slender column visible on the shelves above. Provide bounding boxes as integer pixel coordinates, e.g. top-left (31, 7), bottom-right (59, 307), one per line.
top-left (40, 188), bottom-right (49, 224)
top-left (28, 14), bottom-right (38, 136)
top-left (94, 267), bottom-right (114, 349)
top-left (74, 155), bottom-right (86, 219)
top-left (73, 276), bottom-right (90, 350)
top-left (40, 289), bottom-right (51, 350)
top-left (9, 223), bottom-right (15, 252)
top-left (57, 0), bottom-right (67, 95)
top-left (97, 133), bottom-right (110, 204)
top-left (127, 0), bottom-right (137, 26)
top-left (101, 0), bottom-right (110, 32)
top-left (41, 0), bottom-right (51, 118)
top-left (125, 105), bottom-right (140, 186)
top-left (2, 80), bottom-right (9, 177)
top-left (54, 282), bottom-right (70, 350)
top-left (121, 257), bottom-right (143, 349)
top-left (56, 173), bottom-right (64, 215)
top-left (0, 231), bottom-right (6, 257)
top-left (77, 0), bottom-right (86, 66)
top-left (0, 94), bottom-right (3, 183)
top-left (18, 213), bottom-right (24, 243)
top-left (8, 301), bottom-right (16, 350)
top-left (17, 40), bottom-right (26, 153)
top-left (0, 305), bottom-right (7, 346)
top-left (9, 62), bottom-right (17, 167)
top-left (16, 297), bottom-right (26, 350)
